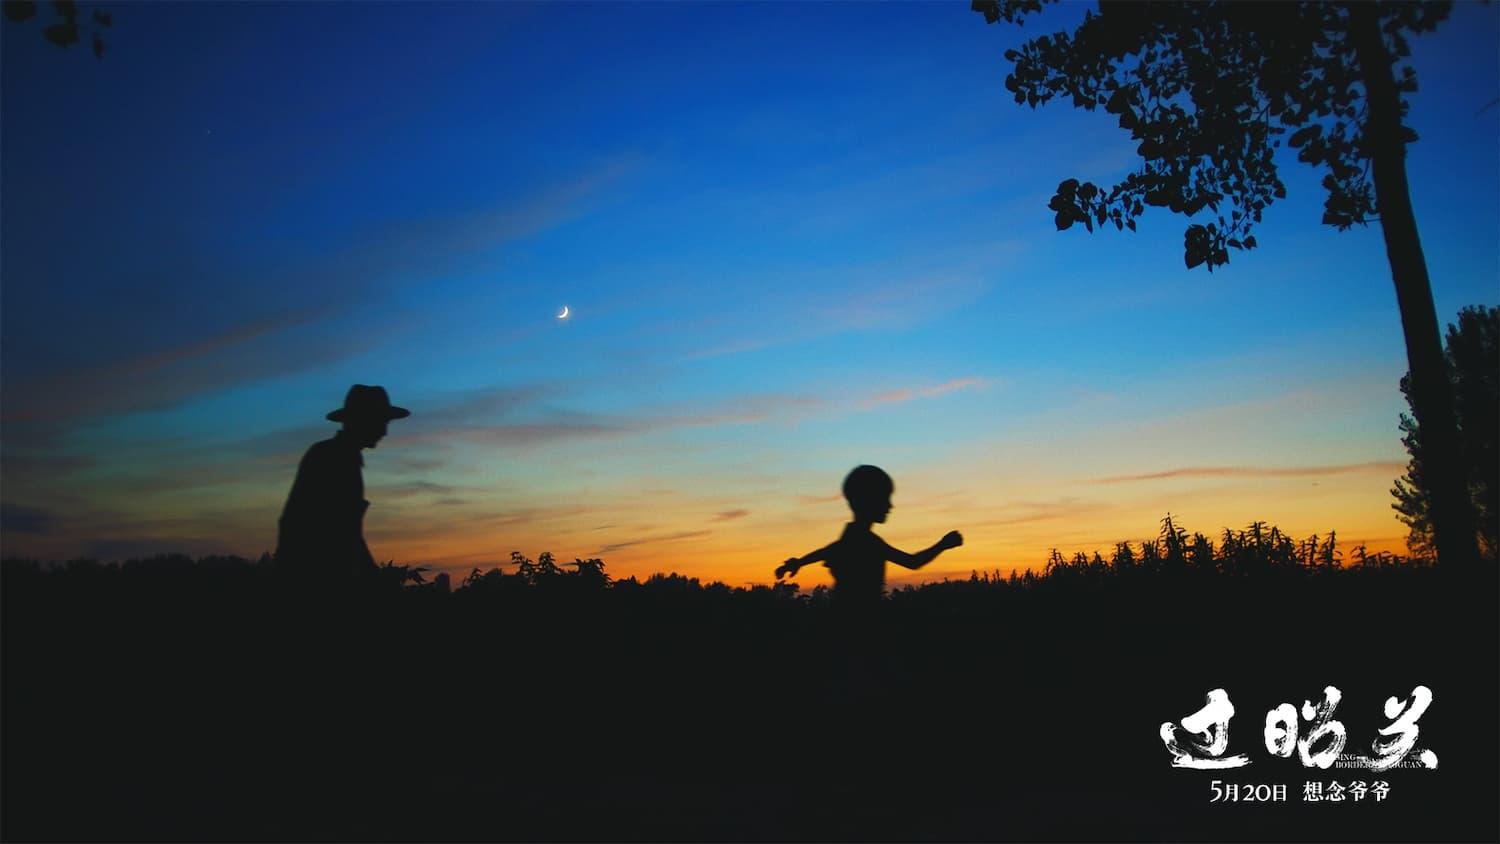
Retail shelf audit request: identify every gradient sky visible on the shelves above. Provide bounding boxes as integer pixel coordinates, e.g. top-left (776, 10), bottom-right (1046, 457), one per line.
top-left (3, 1), bottom-right (1497, 587)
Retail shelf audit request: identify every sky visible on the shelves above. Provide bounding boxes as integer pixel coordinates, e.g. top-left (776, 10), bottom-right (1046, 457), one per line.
top-left (2, 1), bottom-right (1497, 588)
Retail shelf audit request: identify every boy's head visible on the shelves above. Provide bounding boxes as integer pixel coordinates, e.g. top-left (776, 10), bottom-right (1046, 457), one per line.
top-left (843, 465), bottom-right (894, 524)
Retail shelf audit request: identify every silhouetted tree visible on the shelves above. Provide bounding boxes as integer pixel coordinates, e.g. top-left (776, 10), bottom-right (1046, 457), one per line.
top-left (377, 561), bottom-right (430, 587)
top-left (974, 0), bottom-right (1478, 568)
top-left (567, 557), bottom-right (611, 589)
top-left (3, 0), bottom-right (109, 56)
top-left (1392, 305), bottom-right (1499, 560)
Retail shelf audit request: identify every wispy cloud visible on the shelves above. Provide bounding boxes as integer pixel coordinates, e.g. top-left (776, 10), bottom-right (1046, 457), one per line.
top-left (405, 383), bottom-right (566, 429)
top-left (800, 493), bottom-right (843, 505)
top-left (683, 245), bottom-right (1012, 362)
top-left (597, 529), bottom-right (712, 555)
top-left (233, 424), bottom-right (342, 460)
top-left (383, 481), bottom-right (461, 500)
top-left (391, 455), bottom-right (450, 474)
top-left (687, 278), bottom-right (989, 361)
top-left (3, 308), bottom-right (328, 425)
top-left (1, 501), bottom-right (58, 535)
top-left (403, 376), bottom-right (990, 451)
top-left (861, 377), bottom-right (989, 409)
top-left (438, 418), bottom-right (644, 448)
top-left (395, 382), bottom-right (634, 447)
top-left (1, 161), bottom-right (633, 439)
top-left (674, 377), bottom-right (988, 429)
top-left (1091, 462), bottom-right (1406, 485)
top-left (966, 497), bottom-right (1110, 528)
top-left (392, 156), bottom-right (638, 256)
top-left (820, 274), bottom-right (988, 333)
top-left (1, 310), bottom-right (358, 444)
top-left (685, 335), bottom-right (795, 361)
top-left (0, 453), bottom-right (97, 478)
top-left (459, 505), bottom-right (596, 529)
top-left (712, 509), bottom-right (750, 522)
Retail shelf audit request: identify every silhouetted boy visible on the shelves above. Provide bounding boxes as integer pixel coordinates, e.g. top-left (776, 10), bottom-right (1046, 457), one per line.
top-left (776, 464), bottom-right (962, 601)
top-left (775, 465), bottom-right (963, 786)
top-left (276, 384), bottom-right (410, 580)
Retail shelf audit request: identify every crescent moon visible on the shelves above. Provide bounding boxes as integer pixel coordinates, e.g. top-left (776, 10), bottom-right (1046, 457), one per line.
top-left (557, 306), bottom-right (570, 319)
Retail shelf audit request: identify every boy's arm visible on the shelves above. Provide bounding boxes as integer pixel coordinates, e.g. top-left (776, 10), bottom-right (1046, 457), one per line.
top-left (882, 531), bottom-right (963, 570)
top-left (775, 542), bottom-right (835, 579)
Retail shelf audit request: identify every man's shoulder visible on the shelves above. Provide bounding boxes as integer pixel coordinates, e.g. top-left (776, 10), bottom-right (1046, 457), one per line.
top-left (301, 435), bottom-right (338, 456)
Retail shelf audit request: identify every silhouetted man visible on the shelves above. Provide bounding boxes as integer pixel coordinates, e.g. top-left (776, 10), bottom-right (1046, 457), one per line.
top-left (276, 384), bottom-right (410, 579)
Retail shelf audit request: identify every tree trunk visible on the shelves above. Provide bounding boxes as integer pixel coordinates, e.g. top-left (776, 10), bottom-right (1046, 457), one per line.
top-left (1349, 4), bottom-right (1478, 569)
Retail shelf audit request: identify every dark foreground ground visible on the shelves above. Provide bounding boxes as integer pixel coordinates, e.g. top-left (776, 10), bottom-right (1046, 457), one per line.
top-left (3, 556), bottom-right (1496, 841)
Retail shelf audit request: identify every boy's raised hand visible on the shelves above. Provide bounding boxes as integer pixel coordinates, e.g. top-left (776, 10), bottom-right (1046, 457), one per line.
top-left (775, 558), bottom-right (801, 579)
top-left (940, 530), bottom-right (964, 550)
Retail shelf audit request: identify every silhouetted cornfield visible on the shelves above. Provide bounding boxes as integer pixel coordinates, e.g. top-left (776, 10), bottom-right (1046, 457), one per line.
top-left (3, 517), bottom-right (1494, 842)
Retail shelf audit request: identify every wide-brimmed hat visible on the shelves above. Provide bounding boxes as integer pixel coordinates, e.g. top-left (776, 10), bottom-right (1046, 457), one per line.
top-left (327, 384), bottom-right (411, 422)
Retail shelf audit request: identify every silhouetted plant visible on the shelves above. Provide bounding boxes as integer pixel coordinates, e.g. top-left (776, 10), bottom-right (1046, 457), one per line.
top-left (377, 561), bottom-right (430, 587)
top-left (643, 572), bottom-right (704, 593)
top-left (566, 557), bottom-right (611, 589)
top-left (1159, 513), bottom-right (1187, 571)
top-left (1188, 532), bottom-right (1215, 572)
top-left (1139, 538), bottom-right (1162, 573)
top-left (512, 550), bottom-right (567, 587)
top-left (1392, 305), bottom-right (1499, 561)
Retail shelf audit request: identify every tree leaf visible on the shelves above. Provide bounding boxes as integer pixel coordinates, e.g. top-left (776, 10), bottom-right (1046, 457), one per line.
top-left (2, 1), bottom-right (37, 23)
top-left (43, 21), bottom-right (78, 46)
top-left (1288, 125), bottom-right (1322, 148)
top-left (1104, 86), bottom-right (1129, 115)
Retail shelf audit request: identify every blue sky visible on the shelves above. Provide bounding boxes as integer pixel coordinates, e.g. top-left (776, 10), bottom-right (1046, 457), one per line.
top-left (3, 1), bottom-right (1496, 584)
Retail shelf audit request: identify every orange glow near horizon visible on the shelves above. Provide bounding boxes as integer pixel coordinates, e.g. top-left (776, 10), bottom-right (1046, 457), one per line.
top-left (0, 380), bottom-right (1425, 586)
top-left (366, 461), bottom-right (1418, 587)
